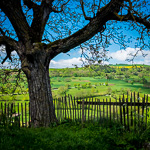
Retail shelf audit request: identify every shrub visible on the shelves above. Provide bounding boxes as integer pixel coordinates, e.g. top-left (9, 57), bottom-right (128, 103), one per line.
top-left (64, 78), bottom-right (71, 82)
top-left (57, 78), bottom-right (61, 82)
top-left (107, 87), bottom-right (112, 95)
top-left (74, 83), bottom-right (77, 88)
top-left (87, 83), bottom-right (92, 88)
top-left (73, 73), bottom-right (78, 77)
top-left (57, 86), bottom-right (68, 97)
top-left (81, 84), bottom-right (87, 89)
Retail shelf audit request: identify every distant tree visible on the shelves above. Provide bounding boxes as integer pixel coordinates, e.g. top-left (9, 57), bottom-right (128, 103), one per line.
top-left (57, 86), bottom-right (68, 97)
top-left (107, 87), bottom-right (112, 95)
top-left (0, 0), bottom-right (150, 127)
top-left (74, 83), bottom-right (77, 88)
top-left (73, 73), bottom-right (78, 77)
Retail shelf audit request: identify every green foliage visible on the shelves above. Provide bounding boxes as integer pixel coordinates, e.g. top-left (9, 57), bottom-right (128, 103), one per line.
top-left (74, 83), bottom-right (77, 88)
top-left (75, 89), bottom-right (92, 98)
top-left (107, 87), bottom-right (112, 95)
top-left (81, 84), bottom-right (87, 89)
top-left (87, 82), bottom-right (92, 88)
top-left (57, 78), bottom-right (61, 82)
top-left (0, 121), bottom-right (149, 150)
top-left (64, 78), bottom-right (71, 82)
top-left (105, 82), bottom-right (108, 86)
top-left (57, 86), bottom-right (68, 97)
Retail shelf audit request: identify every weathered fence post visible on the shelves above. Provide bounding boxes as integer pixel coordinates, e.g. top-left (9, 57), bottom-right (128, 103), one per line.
top-left (82, 99), bottom-right (84, 125)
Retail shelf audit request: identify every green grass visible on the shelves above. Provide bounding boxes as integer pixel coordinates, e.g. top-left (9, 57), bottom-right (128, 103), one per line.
top-left (0, 94), bottom-right (29, 101)
top-left (0, 76), bottom-right (150, 102)
top-left (0, 121), bottom-right (150, 150)
top-left (51, 77), bottom-right (150, 99)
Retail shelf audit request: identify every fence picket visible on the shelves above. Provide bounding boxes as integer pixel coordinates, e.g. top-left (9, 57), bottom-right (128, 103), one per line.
top-left (119, 97), bottom-right (122, 125)
top-left (113, 100), bottom-right (115, 121)
top-left (130, 93), bottom-right (133, 126)
top-left (88, 99), bottom-right (90, 121)
top-left (116, 99), bottom-right (118, 121)
top-left (126, 98), bottom-right (129, 130)
top-left (91, 97), bottom-right (93, 120)
top-left (106, 98), bottom-right (108, 120)
top-left (21, 103), bottom-right (24, 127)
top-left (141, 95), bottom-right (145, 128)
top-left (82, 100), bottom-right (84, 124)
top-left (97, 98), bottom-right (98, 121)
top-left (103, 99), bottom-right (105, 119)
top-left (137, 92), bottom-right (140, 126)
top-left (145, 95), bottom-right (148, 128)
top-left (74, 97), bottom-right (76, 121)
top-left (109, 98), bottom-right (111, 121)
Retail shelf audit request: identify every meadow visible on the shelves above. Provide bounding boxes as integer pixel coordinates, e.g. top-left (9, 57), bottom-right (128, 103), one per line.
top-left (0, 64), bottom-right (150, 102)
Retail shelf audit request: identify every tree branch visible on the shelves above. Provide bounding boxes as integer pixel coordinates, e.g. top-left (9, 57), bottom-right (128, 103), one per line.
top-left (111, 13), bottom-right (150, 29)
top-left (47, 0), bottom-right (124, 58)
top-left (0, 0), bottom-right (31, 44)
top-left (0, 28), bottom-right (5, 36)
top-left (144, 15), bottom-right (150, 20)
top-left (0, 35), bottom-right (18, 64)
top-left (30, 1), bottom-right (54, 42)
top-left (80, 0), bottom-right (92, 21)
top-left (23, 0), bottom-right (36, 9)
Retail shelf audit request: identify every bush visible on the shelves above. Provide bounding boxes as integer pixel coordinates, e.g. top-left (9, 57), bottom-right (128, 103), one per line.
top-left (75, 90), bottom-right (92, 98)
top-left (105, 82), bottom-right (108, 86)
top-left (74, 83), bottom-right (77, 88)
top-left (57, 78), bottom-right (61, 82)
top-left (73, 73), bottom-right (78, 77)
top-left (87, 83), bottom-right (92, 88)
top-left (107, 87), bottom-right (112, 95)
top-left (57, 86), bottom-right (68, 97)
top-left (81, 84), bottom-right (87, 89)
top-left (64, 78), bottom-right (71, 82)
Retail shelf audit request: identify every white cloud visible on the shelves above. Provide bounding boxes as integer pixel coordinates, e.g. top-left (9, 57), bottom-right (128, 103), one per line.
top-left (50, 57), bottom-right (85, 68)
top-left (108, 48), bottom-right (150, 65)
top-left (50, 48), bottom-right (150, 68)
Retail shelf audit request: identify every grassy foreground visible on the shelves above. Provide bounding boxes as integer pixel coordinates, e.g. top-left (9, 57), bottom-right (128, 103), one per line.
top-left (0, 120), bottom-right (150, 150)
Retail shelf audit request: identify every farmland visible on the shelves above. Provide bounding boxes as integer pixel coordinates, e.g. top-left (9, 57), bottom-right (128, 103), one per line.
top-left (0, 64), bottom-right (150, 102)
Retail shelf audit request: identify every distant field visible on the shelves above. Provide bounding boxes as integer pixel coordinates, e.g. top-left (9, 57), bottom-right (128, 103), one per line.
top-left (51, 77), bottom-right (150, 99)
top-left (0, 64), bottom-right (150, 102)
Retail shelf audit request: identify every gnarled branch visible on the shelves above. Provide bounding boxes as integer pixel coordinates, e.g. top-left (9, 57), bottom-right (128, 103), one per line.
top-left (112, 13), bottom-right (150, 29)
top-left (23, 0), bottom-right (36, 9)
top-left (0, 31), bottom-right (18, 64)
top-left (0, 0), bottom-right (31, 44)
top-left (47, 0), bottom-right (124, 59)
top-left (80, 0), bottom-right (92, 21)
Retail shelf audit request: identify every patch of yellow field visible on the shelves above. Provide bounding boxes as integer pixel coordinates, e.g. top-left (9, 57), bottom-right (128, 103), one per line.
top-left (111, 66), bottom-right (142, 69)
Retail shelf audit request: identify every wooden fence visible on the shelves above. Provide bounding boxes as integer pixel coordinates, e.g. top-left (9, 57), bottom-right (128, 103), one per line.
top-left (0, 92), bottom-right (150, 129)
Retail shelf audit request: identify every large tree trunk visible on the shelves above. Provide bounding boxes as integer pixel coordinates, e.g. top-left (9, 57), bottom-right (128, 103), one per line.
top-left (27, 66), bottom-right (56, 127)
top-left (21, 45), bottom-right (57, 127)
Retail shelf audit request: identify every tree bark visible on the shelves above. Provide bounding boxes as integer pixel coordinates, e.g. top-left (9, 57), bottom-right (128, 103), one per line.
top-left (27, 66), bottom-right (56, 127)
top-left (21, 45), bottom-right (57, 127)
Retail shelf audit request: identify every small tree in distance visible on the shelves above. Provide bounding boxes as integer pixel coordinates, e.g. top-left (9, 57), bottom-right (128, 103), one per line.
top-left (0, 0), bottom-right (150, 127)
